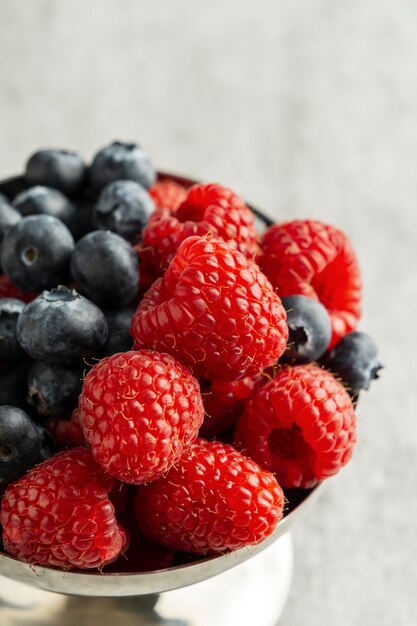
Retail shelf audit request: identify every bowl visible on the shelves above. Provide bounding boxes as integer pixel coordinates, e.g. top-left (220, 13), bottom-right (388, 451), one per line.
top-left (0, 172), bottom-right (324, 600)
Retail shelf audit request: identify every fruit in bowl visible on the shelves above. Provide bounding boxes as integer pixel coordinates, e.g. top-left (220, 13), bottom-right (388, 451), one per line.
top-left (0, 142), bottom-right (382, 579)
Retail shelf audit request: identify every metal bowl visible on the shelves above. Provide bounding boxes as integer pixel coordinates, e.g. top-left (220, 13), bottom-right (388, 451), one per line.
top-left (0, 172), bottom-right (324, 597)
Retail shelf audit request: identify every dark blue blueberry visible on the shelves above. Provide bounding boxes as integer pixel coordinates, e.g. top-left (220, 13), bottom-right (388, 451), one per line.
top-left (35, 423), bottom-right (57, 462)
top-left (16, 285), bottom-right (108, 363)
top-left (71, 197), bottom-right (94, 241)
top-left (0, 362), bottom-right (31, 408)
top-left (13, 186), bottom-right (78, 235)
top-left (281, 295), bottom-right (331, 363)
top-left (25, 148), bottom-right (87, 197)
top-left (0, 405), bottom-right (41, 488)
top-left (71, 231), bottom-right (139, 308)
top-left (320, 331), bottom-right (382, 399)
top-left (93, 180), bottom-right (155, 241)
top-left (0, 195), bottom-right (21, 244)
top-left (0, 215), bottom-right (75, 292)
top-left (102, 307), bottom-right (135, 356)
top-left (89, 141), bottom-right (156, 191)
top-left (27, 361), bottom-right (83, 417)
top-left (0, 298), bottom-right (26, 362)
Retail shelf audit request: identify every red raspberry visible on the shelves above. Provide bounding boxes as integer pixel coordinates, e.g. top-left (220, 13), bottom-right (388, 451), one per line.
top-left (135, 438), bottom-right (284, 555)
top-left (149, 178), bottom-right (188, 211)
top-left (104, 528), bottom-right (175, 573)
top-left (0, 275), bottom-right (36, 303)
top-left (0, 447), bottom-right (125, 569)
top-left (45, 408), bottom-right (86, 449)
top-left (140, 182), bottom-right (260, 276)
top-left (200, 373), bottom-right (264, 438)
top-left (132, 241), bottom-right (159, 296)
top-left (234, 364), bottom-right (356, 488)
top-left (79, 350), bottom-right (204, 484)
top-left (259, 220), bottom-right (362, 348)
top-left (131, 236), bottom-right (288, 381)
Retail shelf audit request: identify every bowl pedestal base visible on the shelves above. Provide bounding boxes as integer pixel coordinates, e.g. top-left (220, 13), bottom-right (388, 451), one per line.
top-left (0, 533), bottom-right (293, 626)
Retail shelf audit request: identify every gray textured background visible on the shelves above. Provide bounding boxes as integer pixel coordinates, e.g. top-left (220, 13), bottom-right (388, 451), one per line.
top-left (0, 1), bottom-right (415, 624)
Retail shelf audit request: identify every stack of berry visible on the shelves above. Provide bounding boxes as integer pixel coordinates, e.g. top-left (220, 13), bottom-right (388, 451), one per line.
top-left (0, 141), bottom-right (381, 573)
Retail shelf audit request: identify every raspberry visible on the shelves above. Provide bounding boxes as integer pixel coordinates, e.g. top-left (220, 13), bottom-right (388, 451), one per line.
top-left (0, 447), bottom-right (125, 569)
top-left (79, 350), bottom-right (204, 484)
top-left (0, 274), bottom-right (36, 303)
top-left (200, 374), bottom-right (264, 438)
top-left (131, 236), bottom-right (288, 381)
top-left (104, 527), bottom-right (175, 573)
top-left (259, 220), bottom-right (362, 348)
top-left (45, 408), bottom-right (86, 449)
top-left (149, 178), bottom-right (188, 211)
top-left (234, 364), bottom-right (356, 488)
top-left (135, 438), bottom-right (284, 555)
top-left (141, 182), bottom-right (260, 276)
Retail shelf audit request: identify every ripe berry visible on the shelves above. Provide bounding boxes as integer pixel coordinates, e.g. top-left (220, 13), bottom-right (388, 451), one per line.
top-left (70, 231), bottom-right (139, 308)
top-left (102, 307), bottom-right (135, 356)
top-left (16, 286), bottom-right (108, 363)
top-left (25, 148), bottom-right (87, 196)
top-left (70, 196), bottom-right (95, 241)
top-left (0, 196), bottom-right (21, 244)
top-left (27, 361), bottom-right (83, 417)
top-left (13, 186), bottom-right (78, 235)
top-left (93, 180), bottom-right (154, 241)
top-left (104, 528), bottom-right (175, 573)
top-left (149, 178), bottom-right (187, 211)
top-left (1, 215), bottom-right (75, 292)
top-left (135, 438), bottom-right (284, 554)
top-left (259, 220), bottom-right (362, 348)
top-left (45, 408), bottom-right (86, 450)
top-left (89, 141), bottom-right (156, 191)
top-left (131, 236), bottom-right (288, 381)
top-left (79, 350), bottom-right (204, 484)
top-left (235, 364), bottom-right (356, 488)
top-left (0, 298), bottom-right (26, 362)
top-left (321, 331), bottom-right (382, 399)
top-left (141, 182), bottom-right (259, 276)
top-left (0, 275), bottom-right (36, 303)
top-left (0, 405), bottom-right (41, 489)
top-left (199, 374), bottom-right (264, 439)
top-left (0, 363), bottom-right (30, 408)
top-left (35, 423), bottom-right (57, 462)
top-left (281, 295), bottom-right (331, 363)
top-left (0, 447), bottom-right (126, 569)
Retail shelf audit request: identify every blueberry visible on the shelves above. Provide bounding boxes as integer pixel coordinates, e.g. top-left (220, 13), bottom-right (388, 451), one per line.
top-left (26, 148), bottom-right (87, 196)
top-left (0, 195), bottom-right (21, 244)
top-left (13, 185), bottom-right (78, 235)
top-left (35, 423), bottom-right (57, 462)
top-left (71, 231), bottom-right (139, 308)
top-left (93, 180), bottom-right (154, 241)
top-left (89, 141), bottom-right (156, 191)
top-left (71, 197), bottom-right (94, 240)
top-left (16, 285), bottom-right (108, 363)
top-left (102, 307), bottom-right (135, 356)
top-left (0, 362), bottom-right (31, 408)
top-left (320, 331), bottom-right (382, 398)
top-left (0, 405), bottom-right (41, 488)
top-left (27, 361), bottom-right (83, 417)
top-left (0, 298), bottom-right (26, 362)
top-left (281, 295), bottom-right (331, 363)
top-left (0, 215), bottom-right (75, 292)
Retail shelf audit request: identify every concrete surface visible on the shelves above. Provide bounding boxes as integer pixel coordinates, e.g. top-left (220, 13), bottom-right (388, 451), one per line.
top-left (0, 1), bottom-right (415, 624)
